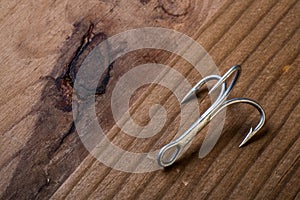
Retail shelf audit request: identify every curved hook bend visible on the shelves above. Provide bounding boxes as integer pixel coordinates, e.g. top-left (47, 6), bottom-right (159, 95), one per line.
top-left (209, 65), bottom-right (241, 100)
top-left (211, 98), bottom-right (266, 147)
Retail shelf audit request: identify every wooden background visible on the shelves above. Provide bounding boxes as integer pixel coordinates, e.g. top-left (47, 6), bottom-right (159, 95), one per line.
top-left (0, 0), bottom-right (299, 199)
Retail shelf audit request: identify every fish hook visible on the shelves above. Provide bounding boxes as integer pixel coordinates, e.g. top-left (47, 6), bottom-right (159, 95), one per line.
top-left (157, 65), bottom-right (266, 167)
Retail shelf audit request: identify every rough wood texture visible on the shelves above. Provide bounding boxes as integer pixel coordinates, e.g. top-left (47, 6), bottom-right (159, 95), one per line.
top-left (0, 0), bottom-right (299, 199)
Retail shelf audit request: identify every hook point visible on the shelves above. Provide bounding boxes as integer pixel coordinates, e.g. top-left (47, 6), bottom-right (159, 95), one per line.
top-left (239, 127), bottom-right (254, 147)
top-left (181, 89), bottom-right (195, 104)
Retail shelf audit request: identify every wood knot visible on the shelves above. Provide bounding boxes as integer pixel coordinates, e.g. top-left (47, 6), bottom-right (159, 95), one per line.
top-left (159, 0), bottom-right (190, 17)
top-left (140, 0), bottom-right (151, 5)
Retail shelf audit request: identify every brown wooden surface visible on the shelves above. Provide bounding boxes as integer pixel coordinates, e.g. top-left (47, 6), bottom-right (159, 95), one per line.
top-left (0, 0), bottom-right (299, 199)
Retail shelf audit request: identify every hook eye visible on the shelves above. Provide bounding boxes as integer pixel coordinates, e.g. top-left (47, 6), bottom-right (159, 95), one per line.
top-left (158, 142), bottom-right (182, 167)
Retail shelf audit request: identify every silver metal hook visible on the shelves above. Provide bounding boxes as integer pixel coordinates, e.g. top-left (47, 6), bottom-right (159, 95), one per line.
top-left (157, 65), bottom-right (266, 167)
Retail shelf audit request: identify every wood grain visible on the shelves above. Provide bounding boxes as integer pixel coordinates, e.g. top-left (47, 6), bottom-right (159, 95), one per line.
top-left (0, 0), bottom-right (299, 199)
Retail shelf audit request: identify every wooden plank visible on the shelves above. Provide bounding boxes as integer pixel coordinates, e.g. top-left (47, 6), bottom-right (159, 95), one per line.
top-left (0, 0), bottom-right (299, 199)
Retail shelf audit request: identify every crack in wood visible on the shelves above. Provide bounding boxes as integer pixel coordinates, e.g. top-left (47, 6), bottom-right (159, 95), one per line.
top-left (50, 122), bottom-right (76, 156)
top-left (55, 23), bottom-right (113, 112)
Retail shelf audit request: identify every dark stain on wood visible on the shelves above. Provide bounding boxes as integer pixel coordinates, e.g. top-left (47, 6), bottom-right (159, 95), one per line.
top-left (1, 21), bottom-right (112, 200)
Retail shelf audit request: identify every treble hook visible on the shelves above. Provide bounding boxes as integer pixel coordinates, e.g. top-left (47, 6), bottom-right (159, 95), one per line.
top-left (157, 65), bottom-right (266, 167)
